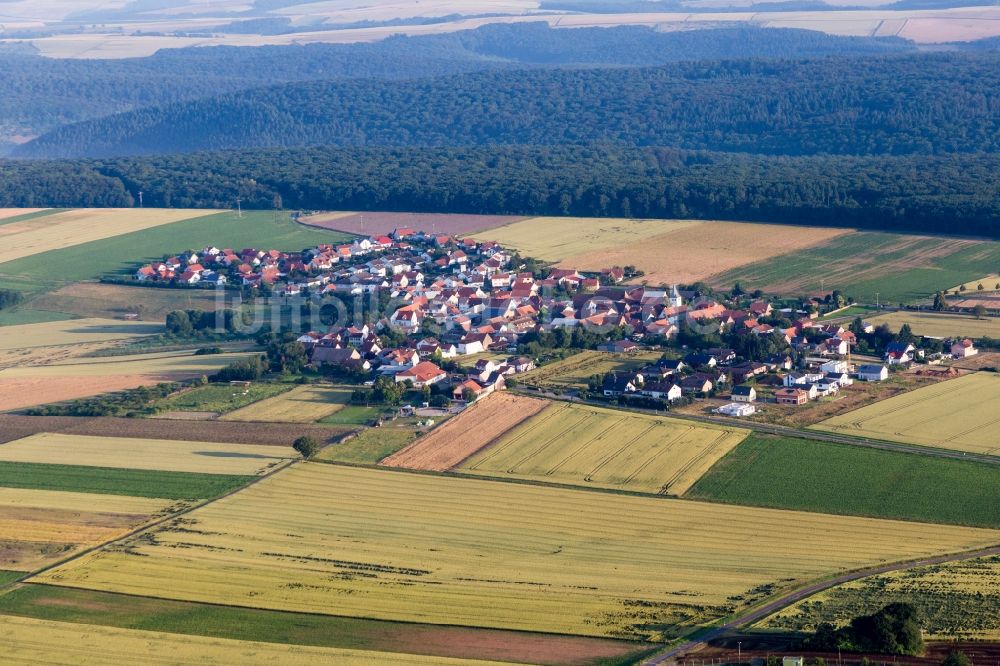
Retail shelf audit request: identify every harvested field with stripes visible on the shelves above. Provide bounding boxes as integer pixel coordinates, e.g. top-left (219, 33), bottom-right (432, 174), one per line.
top-left (222, 384), bottom-right (351, 423)
top-left (380, 392), bottom-right (548, 471)
top-left (33, 464), bottom-right (1000, 640)
top-left (460, 402), bottom-right (747, 496)
top-left (813, 372), bottom-right (1000, 455)
top-left (0, 433), bottom-right (292, 475)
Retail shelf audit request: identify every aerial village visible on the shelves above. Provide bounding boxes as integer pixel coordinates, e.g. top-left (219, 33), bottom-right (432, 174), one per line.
top-left (133, 227), bottom-right (979, 418)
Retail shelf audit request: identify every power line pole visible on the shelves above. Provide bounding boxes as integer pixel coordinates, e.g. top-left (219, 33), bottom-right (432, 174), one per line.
top-left (137, 191), bottom-right (143, 208)
top-left (236, 197), bottom-right (242, 218)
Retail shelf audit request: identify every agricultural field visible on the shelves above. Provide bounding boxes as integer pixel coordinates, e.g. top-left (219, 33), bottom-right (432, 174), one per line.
top-left (483, 217), bottom-right (702, 263)
top-left (316, 427), bottom-right (419, 465)
top-left (867, 311), bottom-right (1000, 338)
top-left (222, 384), bottom-right (351, 423)
top-left (519, 350), bottom-right (664, 391)
top-left (757, 555), bottom-right (1000, 640)
top-left (0, 586), bottom-right (647, 666)
top-left (814, 372), bottom-right (1000, 455)
top-left (0, 414), bottom-right (349, 447)
top-left (0, 349), bottom-right (252, 411)
top-left (301, 211), bottom-right (523, 236)
top-left (0, 208), bottom-right (217, 264)
top-left (153, 382), bottom-right (292, 416)
top-left (0, 433), bottom-right (292, 475)
top-left (0, 487), bottom-right (175, 571)
top-left (559, 221), bottom-right (847, 285)
top-left (686, 433), bottom-right (1000, 528)
top-left (461, 402), bottom-right (747, 496)
top-left (0, 209), bottom-right (55, 224)
top-left (26, 282), bottom-right (220, 323)
top-left (0, 615), bottom-right (511, 666)
top-left (381, 393), bottom-right (548, 471)
top-left (0, 318), bottom-right (160, 351)
top-left (948, 274), bottom-right (999, 294)
top-left (0, 210), bottom-right (348, 297)
top-left (32, 464), bottom-right (1000, 640)
top-left (0, 462), bottom-right (254, 500)
top-left (710, 231), bottom-right (1000, 304)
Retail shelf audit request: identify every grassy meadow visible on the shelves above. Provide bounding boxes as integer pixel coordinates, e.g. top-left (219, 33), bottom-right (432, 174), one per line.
top-left (686, 433), bottom-right (1000, 528)
top-left (153, 382), bottom-right (292, 414)
top-left (221, 384), bottom-right (352, 423)
top-left (520, 350), bottom-right (663, 391)
top-left (758, 555), bottom-right (1000, 640)
top-left (316, 428), bottom-right (417, 465)
top-left (460, 402), bottom-right (747, 495)
top-left (813, 372), bottom-right (1000, 455)
top-left (33, 464), bottom-right (1000, 640)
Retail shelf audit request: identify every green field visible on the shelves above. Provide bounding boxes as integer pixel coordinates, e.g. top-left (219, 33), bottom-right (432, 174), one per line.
top-left (0, 461), bottom-right (254, 500)
top-left (0, 209), bottom-right (65, 226)
top-left (460, 402), bottom-right (747, 496)
top-left (711, 232), bottom-right (1000, 304)
top-left (0, 211), bottom-right (350, 295)
top-left (758, 555), bottom-right (1000, 640)
top-left (154, 382), bottom-right (292, 414)
top-left (0, 586), bottom-right (646, 665)
top-left (0, 309), bottom-right (77, 326)
top-left (317, 404), bottom-right (381, 426)
top-left (0, 570), bottom-right (22, 586)
top-left (316, 428), bottom-right (417, 465)
top-left (686, 433), bottom-right (1000, 528)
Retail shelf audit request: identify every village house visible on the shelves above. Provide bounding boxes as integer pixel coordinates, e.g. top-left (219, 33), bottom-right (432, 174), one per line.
top-left (775, 387), bottom-right (810, 405)
top-left (394, 361), bottom-right (447, 387)
top-left (717, 402), bottom-right (756, 417)
top-left (951, 338), bottom-right (978, 358)
top-left (857, 364), bottom-right (889, 382)
top-left (640, 381), bottom-right (682, 402)
top-left (730, 385), bottom-right (756, 403)
top-left (884, 342), bottom-right (916, 366)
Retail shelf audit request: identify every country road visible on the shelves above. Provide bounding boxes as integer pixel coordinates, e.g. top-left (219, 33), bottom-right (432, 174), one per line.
top-left (642, 544), bottom-right (1000, 666)
top-left (519, 389), bottom-right (999, 466)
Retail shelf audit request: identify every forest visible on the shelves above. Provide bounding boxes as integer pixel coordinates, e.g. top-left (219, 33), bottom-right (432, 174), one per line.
top-left (2, 145), bottom-right (998, 237)
top-left (0, 23), bottom-right (911, 154)
top-left (15, 52), bottom-right (999, 159)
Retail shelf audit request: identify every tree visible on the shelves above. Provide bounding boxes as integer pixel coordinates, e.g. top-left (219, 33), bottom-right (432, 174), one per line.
top-left (896, 323), bottom-right (915, 345)
top-left (942, 652), bottom-right (971, 666)
top-left (293, 436), bottom-right (319, 458)
top-left (977, 283), bottom-right (984, 291)
top-left (849, 602), bottom-right (923, 656)
top-left (973, 304), bottom-right (987, 319)
top-left (0, 289), bottom-right (24, 310)
top-left (932, 291), bottom-right (949, 311)
top-left (165, 310), bottom-right (193, 336)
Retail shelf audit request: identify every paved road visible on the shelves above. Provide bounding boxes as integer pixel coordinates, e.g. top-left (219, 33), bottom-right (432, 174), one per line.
top-left (642, 544), bottom-right (1000, 666)
top-left (519, 389), bottom-right (999, 466)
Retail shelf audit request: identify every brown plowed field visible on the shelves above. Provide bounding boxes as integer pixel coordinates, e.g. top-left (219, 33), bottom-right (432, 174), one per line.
top-left (299, 211), bottom-right (524, 236)
top-left (380, 393), bottom-right (548, 471)
top-left (0, 415), bottom-right (349, 446)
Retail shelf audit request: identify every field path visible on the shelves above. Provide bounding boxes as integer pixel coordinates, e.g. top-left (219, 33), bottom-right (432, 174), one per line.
top-left (642, 544), bottom-right (1000, 665)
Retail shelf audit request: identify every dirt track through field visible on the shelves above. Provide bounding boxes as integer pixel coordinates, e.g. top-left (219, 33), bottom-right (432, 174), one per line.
top-left (380, 393), bottom-right (548, 471)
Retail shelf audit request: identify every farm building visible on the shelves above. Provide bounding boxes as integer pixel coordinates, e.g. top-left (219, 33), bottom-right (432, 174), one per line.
top-left (597, 340), bottom-right (637, 353)
top-left (775, 388), bottom-right (810, 405)
top-left (717, 402), bottom-right (756, 417)
top-left (951, 338), bottom-right (978, 358)
top-left (731, 385), bottom-right (756, 402)
top-left (857, 364), bottom-right (889, 382)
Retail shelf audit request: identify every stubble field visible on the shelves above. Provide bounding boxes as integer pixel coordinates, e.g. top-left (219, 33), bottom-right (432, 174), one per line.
top-left (813, 372), bottom-right (1000, 455)
top-left (460, 402), bottom-right (747, 496)
top-left (866, 311), bottom-right (1000, 338)
top-left (0, 433), bottom-right (292, 475)
top-left (381, 392), bottom-right (548, 471)
top-left (32, 464), bottom-right (1000, 640)
top-left (518, 350), bottom-right (664, 391)
top-left (301, 211), bottom-right (523, 236)
top-left (221, 384), bottom-right (352, 423)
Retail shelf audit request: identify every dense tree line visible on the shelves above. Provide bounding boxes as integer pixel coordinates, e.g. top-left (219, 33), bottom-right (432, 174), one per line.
top-left (20, 50), bottom-right (1000, 159)
top-left (1, 145), bottom-right (998, 237)
top-left (0, 24), bottom-right (909, 153)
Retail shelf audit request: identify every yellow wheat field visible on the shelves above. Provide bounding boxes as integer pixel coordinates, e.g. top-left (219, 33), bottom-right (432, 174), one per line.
top-left (35, 464), bottom-right (1000, 640)
top-left (0, 488), bottom-right (170, 571)
top-left (0, 487), bottom-right (173, 515)
top-left (483, 217), bottom-right (703, 262)
top-left (0, 208), bottom-right (216, 263)
top-left (460, 402), bottom-right (747, 495)
top-left (813, 372), bottom-right (1000, 455)
top-left (0, 615), bottom-right (505, 665)
top-left (866, 311), bottom-right (1000, 339)
top-left (0, 318), bottom-right (161, 351)
top-left (222, 384), bottom-right (351, 423)
top-left (0, 433), bottom-right (292, 475)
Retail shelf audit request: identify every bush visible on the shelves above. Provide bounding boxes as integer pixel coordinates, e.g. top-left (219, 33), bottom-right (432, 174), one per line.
top-left (0, 289), bottom-right (24, 310)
